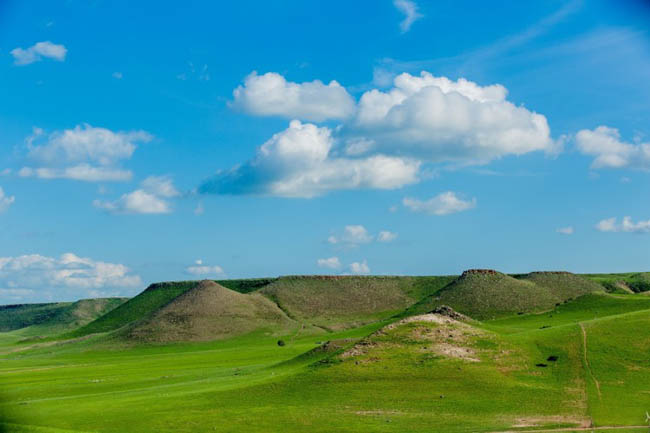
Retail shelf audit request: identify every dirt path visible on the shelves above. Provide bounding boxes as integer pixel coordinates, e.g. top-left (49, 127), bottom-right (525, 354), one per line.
top-left (490, 425), bottom-right (648, 432)
top-left (580, 322), bottom-right (602, 401)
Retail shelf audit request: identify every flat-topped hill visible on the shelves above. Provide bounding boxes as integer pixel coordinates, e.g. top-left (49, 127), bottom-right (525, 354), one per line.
top-left (126, 280), bottom-right (295, 342)
top-left (260, 275), bottom-right (455, 329)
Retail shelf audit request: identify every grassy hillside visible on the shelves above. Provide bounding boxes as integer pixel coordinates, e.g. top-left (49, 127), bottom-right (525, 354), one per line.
top-left (0, 298), bottom-right (127, 336)
top-left (260, 275), bottom-right (455, 329)
top-left (68, 281), bottom-right (197, 337)
top-left (583, 272), bottom-right (650, 293)
top-left (2, 292), bottom-right (648, 432)
top-left (408, 270), bottom-right (603, 320)
top-left (125, 280), bottom-right (296, 342)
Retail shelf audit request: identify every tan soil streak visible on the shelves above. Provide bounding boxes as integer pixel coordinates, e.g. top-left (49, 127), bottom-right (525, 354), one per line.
top-left (580, 322), bottom-right (602, 401)
top-left (490, 426), bottom-right (648, 432)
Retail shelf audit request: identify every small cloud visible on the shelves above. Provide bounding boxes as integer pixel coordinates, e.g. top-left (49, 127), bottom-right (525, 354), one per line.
top-left (388, 205), bottom-right (398, 213)
top-left (11, 41), bottom-right (67, 65)
top-left (620, 176), bottom-right (631, 183)
top-left (377, 230), bottom-right (398, 242)
top-left (185, 261), bottom-right (224, 276)
top-left (393, 0), bottom-right (423, 33)
top-left (595, 216), bottom-right (650, 233)
top-left (0, 168), bottom-right (11, 176)
top-left (112, 72), bottom-right (123, 79)
top-left (349, 260), bottom-right (370, 275)
top-left (93, 176), bottom-right (178, 215)
top-left (328, 225), bottom-right (373, 245)
top-left (556, 226), bottom-right (574, 235)
top-left (403, 192), bottom-right (476, 215)
top-left (317, 257), bottom-right (342, 269)
top-left (194, 202), bottom-right (205, 216)
top-left (0, 187), bottom-right (15, 213)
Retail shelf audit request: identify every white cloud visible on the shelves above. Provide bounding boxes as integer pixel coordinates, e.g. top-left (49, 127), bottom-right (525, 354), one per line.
top-left (0, 253), bottom-right (141, 303)
top-left (349, 260), bottom-right (370, 275)
top-left (140, 175), bottom-right (180, 198)
top-left (199, 120), bottom-right (419, 198)
top-left (204, 71), bottom-right (557, 197)
top-left (27, 124), bottom-right (150, 166)
top-left (556, 226), bottom-right (574, 235)
top-left (93, 176), bottom-right (178, 215)
top-left (575, 126), bottom-right (650, 170)
top-left (349, 72), bottom-right (557, 163)
top-left (22, 124), bottom-right (151, 182)
top-left (19, 164), bottom-right (132, 182)
top-left (231, 71), bottom-right (356, 122)
top-left (317, 257), bottom-right (342, 269)
top-left (377, 230), bottom-right (398, 242)
top-left (112, 72), bottom-right (123, 79)
top-left (11, 41), bottom-right (67, 65)
top-left (595, 216), bottom-right (650, 233)
top-left (403, 191), bottom-right (476, 215)
top-left (0, 187), bottom-right (15, 213)
top-left (194, 202), bottom-right (205, 216)
top-left (328, 225), bottom-right (374, 245)
top-left (185, 260), bottom-right (224, 276)
top-left (393, 0), bottom-right (423, 33)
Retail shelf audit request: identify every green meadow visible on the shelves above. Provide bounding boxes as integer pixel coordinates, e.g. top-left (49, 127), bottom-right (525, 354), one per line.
top-left (1, 272), bottom-right (649, 432)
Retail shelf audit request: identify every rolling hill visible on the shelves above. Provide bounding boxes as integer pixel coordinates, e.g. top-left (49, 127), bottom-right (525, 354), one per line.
top-left (0, 298), bottom-right (127, 337)
top-left (408, 269), bottom-right (604, 320)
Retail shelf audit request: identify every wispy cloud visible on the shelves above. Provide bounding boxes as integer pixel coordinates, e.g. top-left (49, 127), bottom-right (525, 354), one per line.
top-left (393, 0), bottom-right (423, 33)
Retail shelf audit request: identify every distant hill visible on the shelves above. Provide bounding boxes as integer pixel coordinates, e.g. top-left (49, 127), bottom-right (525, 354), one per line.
top-left (408, 270), bottom-right (603, 320)
top-left (260, 275), bottom-right (455, 330)
top-left (583, 272), bottom-right (650, 293)
top-left (0, 298), bottom-right (127, 336)
top-left (125, 280), bottom-right (295, 342)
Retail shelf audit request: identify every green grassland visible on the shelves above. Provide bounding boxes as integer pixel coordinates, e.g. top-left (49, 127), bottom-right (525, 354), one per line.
top-left (1, 271), bottom-right (649, 432)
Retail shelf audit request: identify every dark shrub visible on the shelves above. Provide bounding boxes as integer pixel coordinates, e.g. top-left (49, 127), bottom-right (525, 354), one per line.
top-left (277, 340), bottom-right (286, 347)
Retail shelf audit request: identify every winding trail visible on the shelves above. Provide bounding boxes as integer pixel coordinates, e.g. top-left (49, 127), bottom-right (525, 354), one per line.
top-left (580, 322), bottom-right (602, 401)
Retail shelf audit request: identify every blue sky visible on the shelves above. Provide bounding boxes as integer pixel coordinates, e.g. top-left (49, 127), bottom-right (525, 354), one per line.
top-left (1, 0), bottom-right (649, 303)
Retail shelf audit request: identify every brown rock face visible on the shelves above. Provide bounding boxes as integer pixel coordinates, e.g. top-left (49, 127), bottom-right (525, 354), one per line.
top-left (460, 269), bottom-right (499, 278)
